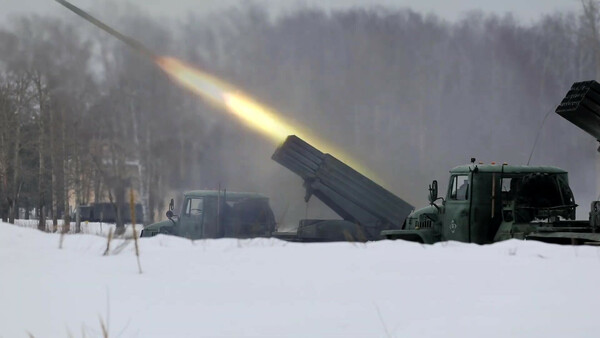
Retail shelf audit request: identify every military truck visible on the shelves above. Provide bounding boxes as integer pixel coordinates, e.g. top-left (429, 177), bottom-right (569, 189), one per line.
top-left (141, 190), bottom-right (276, 239)
top-left (270, 136), bottom-right (598, 244)
top-left (73, 203), bottom-right (143, 223)
top-left (383, 80), bottom-right (600, 245)
top-left (380, 161), bottom-right (598, 244)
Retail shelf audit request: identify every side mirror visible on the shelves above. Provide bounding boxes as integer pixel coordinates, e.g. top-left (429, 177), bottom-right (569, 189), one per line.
top-left (428, 180), bottom-right (438, 204)
top-left (166, 210), bottom-right (174, 219)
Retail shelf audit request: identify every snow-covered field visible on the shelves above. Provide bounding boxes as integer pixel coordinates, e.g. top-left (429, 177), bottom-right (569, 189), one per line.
top-left (1, 222), bottom-right (599, 338)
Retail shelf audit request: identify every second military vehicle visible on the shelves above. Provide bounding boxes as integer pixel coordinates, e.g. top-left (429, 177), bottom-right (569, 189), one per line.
top-left (73, 203), bottom-right (143, 223)
top-left (141, 190), bottom-right (276, 239)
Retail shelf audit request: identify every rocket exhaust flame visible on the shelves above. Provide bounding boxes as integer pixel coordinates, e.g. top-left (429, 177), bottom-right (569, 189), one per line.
top-left (155, 57), bottom-right (376, 178)
top-left (55, 0), bottom-right (379, 182)
top-left (155, 57), bottom-right (304, 143)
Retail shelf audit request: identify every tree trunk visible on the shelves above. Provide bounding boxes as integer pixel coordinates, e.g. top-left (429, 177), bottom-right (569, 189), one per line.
top-left (75, 154), bottom-right (82, 233)
top-left (34, 75), bottom-right (47, 232)
top-left (61, 106), bottom-right (70, 233)
top-left (0, 133), bottom-right (6, 223)
top-left (75, 205), bottom-right (81, 233)
top-left (93, 167), bottom-right (102, 203)
top-left (109, 182), bottom-right (126, 235)
top-left (130, 100), bottom-right (149, 225)
top-left (38, 141), bottom-right (46, 232)
top-left (25, 198), bottom-right (30, 220)
top-left (9, 110), bottom-right (21, 224)
top-left (49, 103), bottom-right (58, 231)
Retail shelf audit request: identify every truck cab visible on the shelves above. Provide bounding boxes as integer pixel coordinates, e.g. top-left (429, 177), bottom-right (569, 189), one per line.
top-left (382, 162), bottom-right (577, 244)
top-left (141, 190), bottom-right (276, 239)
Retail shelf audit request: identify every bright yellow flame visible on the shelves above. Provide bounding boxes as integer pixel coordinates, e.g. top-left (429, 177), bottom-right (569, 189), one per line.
top-left (222, 93), bottom-right (297, 143)
top-left (156, 56), bottom-right (380, 183)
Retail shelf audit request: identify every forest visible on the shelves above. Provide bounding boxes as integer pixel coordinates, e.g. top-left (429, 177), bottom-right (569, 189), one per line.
top-left (1, 1), bottom-right (600, 232)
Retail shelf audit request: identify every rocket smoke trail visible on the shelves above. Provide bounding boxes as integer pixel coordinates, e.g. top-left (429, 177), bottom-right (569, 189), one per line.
top-left (55, 0), bottom-right (383, 183)
top-left (55, 0), bottom-right (156, 59)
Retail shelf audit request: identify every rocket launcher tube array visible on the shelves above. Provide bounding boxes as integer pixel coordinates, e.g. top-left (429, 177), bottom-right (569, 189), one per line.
top-left (272, 135), bottom-right (413, 229)
top-left (556, 80), bottom-right (600, 142)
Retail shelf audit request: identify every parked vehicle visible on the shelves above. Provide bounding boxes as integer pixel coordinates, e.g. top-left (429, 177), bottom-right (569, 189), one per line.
top-left (141, 190), bottom-right (276, 239)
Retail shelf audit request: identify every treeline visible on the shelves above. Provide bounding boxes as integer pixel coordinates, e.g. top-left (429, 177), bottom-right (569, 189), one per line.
top-left (0, 15), bottom-right (202, 232)
top-left (1, 1), bottom-right (600, 230)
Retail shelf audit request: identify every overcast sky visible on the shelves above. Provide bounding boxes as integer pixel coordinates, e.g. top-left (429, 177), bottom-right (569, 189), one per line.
top-left (2, 0), bottom-right (582, 24)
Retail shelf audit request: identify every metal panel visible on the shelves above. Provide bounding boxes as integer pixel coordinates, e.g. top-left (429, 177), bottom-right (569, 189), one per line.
top-left (272, 135), bottom-right (413, 230)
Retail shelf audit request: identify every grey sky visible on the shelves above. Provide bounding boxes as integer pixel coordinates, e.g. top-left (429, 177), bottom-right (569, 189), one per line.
top-left (2, 0), bottom-right (582, 24)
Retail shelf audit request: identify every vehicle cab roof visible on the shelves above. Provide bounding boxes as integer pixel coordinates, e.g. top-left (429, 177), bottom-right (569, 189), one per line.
top-left (184, 190), bottom-right (269, 200)
top-left (449, 164), bottom-right (567, 175)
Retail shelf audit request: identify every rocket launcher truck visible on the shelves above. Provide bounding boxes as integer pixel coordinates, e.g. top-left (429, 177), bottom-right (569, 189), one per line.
top-left (381, 80), bottom-right (600, 245)
top-left (274, 81), bottom-right (600, 245)
top-left (272, 136), bottom-right (596, 244)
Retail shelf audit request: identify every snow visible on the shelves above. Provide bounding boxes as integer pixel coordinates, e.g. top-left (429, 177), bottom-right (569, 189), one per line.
top-left (1, 222), bottom-right (599, 337)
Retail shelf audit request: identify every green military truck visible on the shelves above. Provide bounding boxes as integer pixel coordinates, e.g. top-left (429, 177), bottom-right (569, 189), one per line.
top-left (384, 80), bottom-right (600, 245)
top-left (381, 161), bottom-right (599, 244)
top-left (141, 190), bottom-right (276, 239)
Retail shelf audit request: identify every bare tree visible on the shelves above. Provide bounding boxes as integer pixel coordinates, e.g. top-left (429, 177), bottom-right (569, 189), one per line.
top-left (32, 70), bottom-right (48, 231)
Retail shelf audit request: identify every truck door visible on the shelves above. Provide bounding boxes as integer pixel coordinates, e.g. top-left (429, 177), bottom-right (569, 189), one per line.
top-left (443, 174), bottom-right (471, 242)
top-left (179, 197), bottom-right (204, 239)
top-left (469, 173), bottom-right (503, 244)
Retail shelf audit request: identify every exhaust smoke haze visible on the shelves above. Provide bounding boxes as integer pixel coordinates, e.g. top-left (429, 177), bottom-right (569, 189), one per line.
top-left (57, 0), bottom-right (381, 185)
top-left (44, 0), bottom-right (600, 224)
top-left (156, 56), bottom-right (378, 181)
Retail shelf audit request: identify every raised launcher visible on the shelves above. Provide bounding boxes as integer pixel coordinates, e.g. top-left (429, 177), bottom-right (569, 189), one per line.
top-left (272, 135), bottom-right (413, 242)
top-left (555, 80), bottom-right (600, 239)
top-left (556, 80), bottom-right (600, 147)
